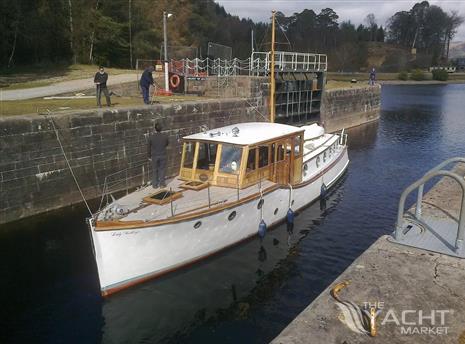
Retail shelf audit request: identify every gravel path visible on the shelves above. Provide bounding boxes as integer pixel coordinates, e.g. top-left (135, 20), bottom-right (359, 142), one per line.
top-left (0, 73), bottom-right (138, 100)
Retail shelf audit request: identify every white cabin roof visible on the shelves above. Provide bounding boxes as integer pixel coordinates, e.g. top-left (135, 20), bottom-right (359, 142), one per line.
top-left (183, 122), bottom-right (304, 145)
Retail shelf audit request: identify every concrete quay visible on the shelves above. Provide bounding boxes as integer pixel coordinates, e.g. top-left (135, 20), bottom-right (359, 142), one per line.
top-left (273, 164), bottom-right (465, 344)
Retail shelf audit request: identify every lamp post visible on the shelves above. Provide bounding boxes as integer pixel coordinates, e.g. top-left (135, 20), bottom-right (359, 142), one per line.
top-left (163, 11), bottom-right (172, 92)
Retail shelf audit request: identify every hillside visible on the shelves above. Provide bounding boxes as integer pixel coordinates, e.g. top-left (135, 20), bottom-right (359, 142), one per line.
top-left (364, 42), bottom-right (432, 72)
top-left (449, 41), bottom-right (465, 58)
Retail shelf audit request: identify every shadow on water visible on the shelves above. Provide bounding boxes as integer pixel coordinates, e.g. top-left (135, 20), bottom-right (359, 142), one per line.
top-left (2, 84), bottom-right (465, 343)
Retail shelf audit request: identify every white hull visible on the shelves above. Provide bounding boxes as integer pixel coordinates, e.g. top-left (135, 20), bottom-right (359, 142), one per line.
top-left (89, 146), bottom-right (349, 296)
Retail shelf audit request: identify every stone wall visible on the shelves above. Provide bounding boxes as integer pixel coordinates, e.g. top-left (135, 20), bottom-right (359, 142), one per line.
top-left (186, 76), bottom-right (268, 98)
top-left (0, 79), bottom-right (382, 225)
top-left (320, 85), bottom-right (381, 132)
top-left (0, 98), bottom-right (269, 225)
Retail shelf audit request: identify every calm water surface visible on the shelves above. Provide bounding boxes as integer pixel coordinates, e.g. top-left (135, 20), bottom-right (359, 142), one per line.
top-left (1, 84), bottom-right (465, 344)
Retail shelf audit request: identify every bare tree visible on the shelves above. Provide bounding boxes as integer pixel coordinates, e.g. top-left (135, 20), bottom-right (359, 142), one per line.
top-left (68, 0), bottom-right (76, 64)
top-left (365, 13), bottom-right (376, 41)
top-left (445, 11), bottom-right (464, 60)
top-left (7, 21), bottom-right (19, 68)
top-left (129, 0), bottom-right (133, 68)
top-left (89, 0), bottom-right (100, 63)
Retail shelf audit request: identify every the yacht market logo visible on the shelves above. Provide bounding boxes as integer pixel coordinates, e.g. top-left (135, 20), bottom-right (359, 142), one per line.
top-left (331, 281), bottom-right (453, 336)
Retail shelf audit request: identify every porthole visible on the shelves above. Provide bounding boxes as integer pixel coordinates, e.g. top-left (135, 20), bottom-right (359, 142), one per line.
top-left (194, 221), bottom-right (202, 229)
top-left (316, 156), bottom-right (321, 168)
top-left (323, 152), bottom-right (327, 162)
top-left (274, 208), bottom-right (279, 215)
top-left (257, 199), bottom-right (264, 210)
top-left (228, 211), bottom-right (237, 221)
top-left (303, 163), bottom-right (308, 176)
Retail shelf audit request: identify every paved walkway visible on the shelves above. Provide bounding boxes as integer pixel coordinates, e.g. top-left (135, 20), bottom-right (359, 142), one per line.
top-left (273, 164), bottom-right (465, 343)
top-left (0, 73), bottom-right (138, 101)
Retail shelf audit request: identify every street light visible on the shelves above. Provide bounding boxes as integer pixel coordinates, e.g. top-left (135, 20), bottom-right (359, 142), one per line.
top-left (163, 11), bottom-right (173, 92)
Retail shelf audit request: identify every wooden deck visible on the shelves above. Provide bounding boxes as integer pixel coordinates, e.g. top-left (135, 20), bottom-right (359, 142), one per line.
top-left (97, 177), bottom-right (276, 223)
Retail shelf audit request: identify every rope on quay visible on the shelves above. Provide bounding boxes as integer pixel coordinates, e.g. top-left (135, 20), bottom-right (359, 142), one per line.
top-left (43, 109), bottom-right (93, 217)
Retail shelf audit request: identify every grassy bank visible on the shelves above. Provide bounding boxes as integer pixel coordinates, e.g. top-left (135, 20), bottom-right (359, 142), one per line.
top-left (0, 95), bottom-right (207, 117)
top-left (0, 64), bottom-right (135, 90)
top-left (328, 71), bottom-right (465, 83)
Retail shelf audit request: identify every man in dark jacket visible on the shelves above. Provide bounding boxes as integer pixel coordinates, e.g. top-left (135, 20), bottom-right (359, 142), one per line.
top-left (94, 66), bottom-right (111, 107)
top-left (147, 123), bottom-right (169, 188)
top-left (140, 66), bottom-right (155, 104)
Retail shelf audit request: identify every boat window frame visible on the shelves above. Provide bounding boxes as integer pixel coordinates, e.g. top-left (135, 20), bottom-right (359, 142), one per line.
top-left (218, 143), bottom-right (243, 175)
top-left (181, 140), bottom-right (196, 169)
top-left (195, 141), bottom-right (219, 172)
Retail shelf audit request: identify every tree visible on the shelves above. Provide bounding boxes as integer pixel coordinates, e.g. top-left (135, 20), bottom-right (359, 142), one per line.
top-left (365, 13), bottom-right (377, 41)
top-left (376, 26), bottom-right (385, 42)
top-left (444, 11), bottom-right (464, 60)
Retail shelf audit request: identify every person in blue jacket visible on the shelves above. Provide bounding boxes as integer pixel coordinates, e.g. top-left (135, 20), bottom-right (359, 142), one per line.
top-left (140, 66), bottom-right (155, 104)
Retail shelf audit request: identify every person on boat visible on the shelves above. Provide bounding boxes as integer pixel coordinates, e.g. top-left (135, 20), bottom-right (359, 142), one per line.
top-left (94, 66), bottom-right (111, 107)
top-left (140, 65), bottom-right (155, 104)
top-left (147, 123), bottom-right (169, 188)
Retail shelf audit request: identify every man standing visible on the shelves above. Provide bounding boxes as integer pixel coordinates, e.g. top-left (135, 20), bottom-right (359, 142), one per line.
top-left (369, 67), bottom-right (376, 86)
top-left (147, 123), bottom-right (169, 188)
top-left (140, 65), bottom-right (155, 104)
top-left (94, 66), bottom-right (111, 107)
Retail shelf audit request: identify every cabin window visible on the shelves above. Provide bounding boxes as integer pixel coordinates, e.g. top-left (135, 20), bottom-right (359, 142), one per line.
top-left (258, 146), bottom-right (269, 168)
top-left (219, 144), bottom-right (242, 174)
top-left (247, 148), bottom-right (257, 172)
top-left (197, 143), bottom-right (218, 171)
top-left (316, 156), bottom-right (321, 168)
top-left (294, 135), bottom-right (302, 157)
top-left (183, 142), bottom-right (195, 168)
top-left (323, 151), bottom-right (327, 162)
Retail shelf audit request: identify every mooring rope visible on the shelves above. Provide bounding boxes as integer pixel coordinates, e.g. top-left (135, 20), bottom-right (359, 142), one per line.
top-left (45, 110), bottom-right (93, 217)
top-left (244, 99), bottom-right (270, 122)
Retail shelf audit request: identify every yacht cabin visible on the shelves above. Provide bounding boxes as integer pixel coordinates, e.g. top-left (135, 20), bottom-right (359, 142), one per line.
top-left (179, 122), bottom-right (305, 189)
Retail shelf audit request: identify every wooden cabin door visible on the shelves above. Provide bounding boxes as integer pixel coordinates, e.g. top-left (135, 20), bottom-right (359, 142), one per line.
top-left (273, 141), bottom-right (291, 185)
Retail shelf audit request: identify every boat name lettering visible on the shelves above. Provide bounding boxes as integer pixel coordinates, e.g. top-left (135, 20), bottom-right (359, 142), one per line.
top-left (111, 230), bottom-right (139, 237)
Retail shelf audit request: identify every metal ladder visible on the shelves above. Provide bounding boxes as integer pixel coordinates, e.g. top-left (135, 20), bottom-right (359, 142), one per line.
top-left (389, 157), bottom-right (465, 258)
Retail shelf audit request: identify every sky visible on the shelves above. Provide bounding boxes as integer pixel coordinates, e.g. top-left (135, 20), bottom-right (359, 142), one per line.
top-left (216, 0), bottom-right (465, 42)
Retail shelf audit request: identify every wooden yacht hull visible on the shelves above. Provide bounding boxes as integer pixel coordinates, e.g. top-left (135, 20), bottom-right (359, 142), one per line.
top-left (89, 147), bottom-right (349, 296)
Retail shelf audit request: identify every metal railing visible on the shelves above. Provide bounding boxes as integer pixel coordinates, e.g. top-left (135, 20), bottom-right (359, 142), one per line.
top-left (250, 51), bottom-right (328, 76)
top-left (166, 50), bottom-right (327, 78)
top-left (98, 160), bottom-right (151, 211)
top-left (169, 57), bottom-right (253, 77)
top-left (339, 128), bottom-right (348, 146)
top-left (395, 157), bottom-right (465, 254)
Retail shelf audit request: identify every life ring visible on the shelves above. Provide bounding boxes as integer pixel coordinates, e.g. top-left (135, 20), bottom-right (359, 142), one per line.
top-left (169, 74), bottom-right (181, 88)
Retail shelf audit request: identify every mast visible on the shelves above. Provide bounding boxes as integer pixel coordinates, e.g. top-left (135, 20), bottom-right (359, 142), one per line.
top-left (270, 10), bottom-right (276, 123)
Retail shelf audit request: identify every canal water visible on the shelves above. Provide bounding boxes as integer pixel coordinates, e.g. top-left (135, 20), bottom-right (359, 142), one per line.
top-left (1, 84), bottom-right (464, 344)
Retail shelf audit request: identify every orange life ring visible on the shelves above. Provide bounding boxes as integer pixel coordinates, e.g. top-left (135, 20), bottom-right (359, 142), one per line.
top-left (169, 74), bottom-right (181, 88)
